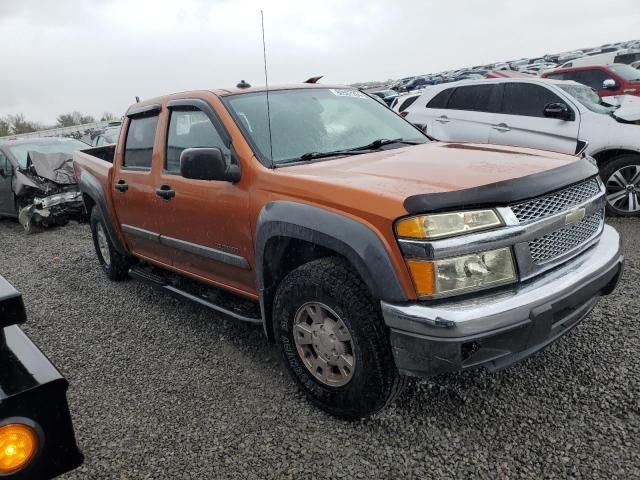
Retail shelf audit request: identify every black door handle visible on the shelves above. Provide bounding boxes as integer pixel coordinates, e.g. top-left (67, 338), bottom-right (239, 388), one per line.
top-left (114, 180), bottom-right (128, 192)
top-left (156, 185), bottom-right (175, 200)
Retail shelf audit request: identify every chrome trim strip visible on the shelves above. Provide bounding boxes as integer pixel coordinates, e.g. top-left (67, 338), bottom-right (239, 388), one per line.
top-left (121, 224), bottom-right (250, 270)
top-left (159, 236), bottom-right (250, 270)
top-left (122, 224), bottom-right (159, 242)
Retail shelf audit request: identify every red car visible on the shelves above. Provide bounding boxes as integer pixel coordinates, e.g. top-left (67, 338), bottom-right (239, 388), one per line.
top-left (542, 64), bottom-right (640, 97)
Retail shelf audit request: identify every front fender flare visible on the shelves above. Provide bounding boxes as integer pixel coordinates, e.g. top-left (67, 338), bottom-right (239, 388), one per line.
top-left (256, 201), bottom-right (407, 304)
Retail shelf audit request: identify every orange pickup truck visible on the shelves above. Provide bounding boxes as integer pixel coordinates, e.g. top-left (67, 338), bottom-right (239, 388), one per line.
top-left (73, 84), bottom-right (624, 418)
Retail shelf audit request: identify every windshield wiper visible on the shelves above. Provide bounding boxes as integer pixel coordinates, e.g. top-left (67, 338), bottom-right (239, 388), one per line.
top-left (348, 138), bottom-right (423, 151)
top-left (277, 138), bottom-right (423, 166)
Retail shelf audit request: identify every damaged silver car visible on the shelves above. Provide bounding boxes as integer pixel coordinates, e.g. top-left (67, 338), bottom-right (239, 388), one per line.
top-left (0, 138), bottom-right (88, 233)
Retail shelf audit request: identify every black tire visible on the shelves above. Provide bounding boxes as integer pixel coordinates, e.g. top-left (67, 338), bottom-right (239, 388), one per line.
top-left (600, 154), bottom-right (640, 217)
top-left (90, 206), bottom-right (134, 281)
top-left (273, 257), bottom-right (407, 419)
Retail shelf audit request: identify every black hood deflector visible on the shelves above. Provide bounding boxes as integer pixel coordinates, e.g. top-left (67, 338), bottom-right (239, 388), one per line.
top-left (403, 158), bottom-right (599, 214)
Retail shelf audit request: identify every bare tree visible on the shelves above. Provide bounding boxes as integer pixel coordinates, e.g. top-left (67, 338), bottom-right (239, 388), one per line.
top-left (9, 114), bottom-right (41, 134)
top-left (56, 111), bottom-right (96, 127)
top-left (100, 112), bottom-right (116, 121)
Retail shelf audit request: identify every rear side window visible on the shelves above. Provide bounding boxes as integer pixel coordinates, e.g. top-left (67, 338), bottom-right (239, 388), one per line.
top-left (399, 96), bottom-right (419, 112)
top-left (501, 83), bottom-right (564, 117)
top-left (0, 151), bottom-right (10, 175)
top-left (573, 70), bottom-right (611, 90)
top-left (446, 85), bottom-right (496, 112)
top-left (123, 115), bottom-right (159, 169)
top-left (426, 89), bottom-right (453, 109)
top-left (545, 72), bottom-right (572, 81)
top-left (166, 108), bottom-right (229, 173)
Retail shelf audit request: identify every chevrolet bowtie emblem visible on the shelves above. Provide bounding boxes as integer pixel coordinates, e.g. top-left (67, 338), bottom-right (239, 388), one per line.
top-left (565, 207), bottom-right (586, 226)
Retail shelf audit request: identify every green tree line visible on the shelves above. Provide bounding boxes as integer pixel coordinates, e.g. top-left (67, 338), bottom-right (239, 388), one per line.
top-left (0, 112), bottom-right (117, 137)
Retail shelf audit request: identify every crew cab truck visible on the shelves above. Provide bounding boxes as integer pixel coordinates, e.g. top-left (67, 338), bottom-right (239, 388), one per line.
top-left (0, 275), bottom-right (83, 478)
top-left (73, 84), bottom-right (624, 419)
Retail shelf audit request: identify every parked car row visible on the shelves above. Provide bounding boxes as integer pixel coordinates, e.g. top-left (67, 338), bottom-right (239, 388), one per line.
top-left (404, 77), bottom-right (640, 216)
top-left (381, 39), bottom-right (640, 95)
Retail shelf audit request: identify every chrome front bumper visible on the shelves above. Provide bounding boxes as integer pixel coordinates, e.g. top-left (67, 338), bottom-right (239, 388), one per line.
top-left (382, 225), bottom-right (624, 377)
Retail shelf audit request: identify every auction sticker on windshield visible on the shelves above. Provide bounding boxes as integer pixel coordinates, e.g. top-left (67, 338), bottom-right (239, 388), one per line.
top-left (329, 89), bottom-right (367, 98)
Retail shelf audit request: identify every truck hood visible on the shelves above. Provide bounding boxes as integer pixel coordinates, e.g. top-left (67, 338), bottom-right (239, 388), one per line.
top-left (272, 142), bottom-right (584, 217)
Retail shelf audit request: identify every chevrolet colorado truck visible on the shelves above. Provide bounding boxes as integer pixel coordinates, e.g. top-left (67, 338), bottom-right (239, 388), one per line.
top-left (73, 84), bottom-right (624, 419)
top-left (0, 275), bottom-right (83, 478)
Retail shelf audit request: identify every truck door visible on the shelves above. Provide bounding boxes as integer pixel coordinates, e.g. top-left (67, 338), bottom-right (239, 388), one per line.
top-left (153, 99), bottom-right (255, 297)
top-left (111, 106), bottom-right (171, 265)
top-left (0, 151), bottom-right (15, 216)
top-left (488, 82), bottom-right (579, 155)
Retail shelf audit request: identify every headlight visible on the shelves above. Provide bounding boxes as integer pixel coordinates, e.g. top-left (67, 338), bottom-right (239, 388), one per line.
top-left (396, 209), bottom-right (502, 240)
top-left (406, 247), bottom-right (517, 298)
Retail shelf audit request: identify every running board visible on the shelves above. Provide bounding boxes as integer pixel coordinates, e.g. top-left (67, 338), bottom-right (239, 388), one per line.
top-left (128, 263), bottom-right (262, 325)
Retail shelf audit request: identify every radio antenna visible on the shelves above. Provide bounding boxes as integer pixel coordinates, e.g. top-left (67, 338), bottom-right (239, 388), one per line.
top-left (261, 10), bottom-right (274, 166)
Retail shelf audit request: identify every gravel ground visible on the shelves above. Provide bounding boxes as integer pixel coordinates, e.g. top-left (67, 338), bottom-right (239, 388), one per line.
top-left (0, 217), bottom-right (638, 479)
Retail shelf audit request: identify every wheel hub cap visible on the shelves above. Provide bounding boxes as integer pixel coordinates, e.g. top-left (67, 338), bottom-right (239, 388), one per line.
top-left (293, 302), bottom-right (356, 387)
top-left (96, 224), bottom-right (111, 266)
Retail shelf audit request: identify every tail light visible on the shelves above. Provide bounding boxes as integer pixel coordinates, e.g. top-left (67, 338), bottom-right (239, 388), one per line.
top-left (0, 423), bottom-right (39, 474)
top-left (400, 111), bottom-right (408, 118)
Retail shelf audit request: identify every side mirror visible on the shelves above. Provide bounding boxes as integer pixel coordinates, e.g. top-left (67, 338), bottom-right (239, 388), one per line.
top-left (0, 168), bottom-right (5, 178)
top-left (603, 78), bottom-right (618, 89)
top-left (543, 102), bottom-right (572, 120)
top-left (179, 147), bottom-right (241, 182)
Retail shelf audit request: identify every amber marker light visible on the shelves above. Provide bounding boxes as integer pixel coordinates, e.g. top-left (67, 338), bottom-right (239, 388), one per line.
top-left (0, 423), bottom-right (38, 474)
top-left (406, 259), bottom-right (435, 297)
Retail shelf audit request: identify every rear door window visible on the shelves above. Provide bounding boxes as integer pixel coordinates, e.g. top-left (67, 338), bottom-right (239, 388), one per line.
top-left (501, 83), bottom-right (565, 118)
top-left (446, 85), bottom-right (496, 112)
top-left (123, 115), bottom-right (159, 169)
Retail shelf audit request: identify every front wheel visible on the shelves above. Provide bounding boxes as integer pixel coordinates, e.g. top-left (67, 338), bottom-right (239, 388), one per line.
top-left (601, 154), bottom-right (640, 217)
top-left (272, 257), bottom-right (406, 419)
top-left (90, 206), bottom-right (134, 281)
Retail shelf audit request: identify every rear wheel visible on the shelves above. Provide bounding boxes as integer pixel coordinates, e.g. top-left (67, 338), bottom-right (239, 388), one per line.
top-left (90, 206), bottom-right (134, 280)
top-left (601, 154), bottom-right (640, 216)
top-left (273, 257), bottom-right (406, 419)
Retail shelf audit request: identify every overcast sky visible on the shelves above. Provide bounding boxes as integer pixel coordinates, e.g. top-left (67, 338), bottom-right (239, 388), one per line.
top-left (1, 0), bottom-right (639, 124)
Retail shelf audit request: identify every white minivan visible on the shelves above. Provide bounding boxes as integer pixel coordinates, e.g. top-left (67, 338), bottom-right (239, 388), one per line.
top-left (404, 78), bottom-right (640, 216)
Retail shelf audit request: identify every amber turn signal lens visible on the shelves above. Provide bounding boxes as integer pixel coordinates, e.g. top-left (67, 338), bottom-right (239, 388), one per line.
top-left (0, 423), bottom-right (38, 474)
top-left (406, 259), bottom-right (435, 297)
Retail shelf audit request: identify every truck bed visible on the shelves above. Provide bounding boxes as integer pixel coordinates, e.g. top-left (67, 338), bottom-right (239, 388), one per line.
top-left (73, 144), bottom-right (116, 220)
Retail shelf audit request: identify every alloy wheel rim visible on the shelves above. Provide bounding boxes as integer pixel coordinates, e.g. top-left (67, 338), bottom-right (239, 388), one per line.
top-left (96, 224), bottom-right (111, 266)
top-left (293, 302), bottom-right (356, 387)
top-left (606, 165), bottom-right (640, 213)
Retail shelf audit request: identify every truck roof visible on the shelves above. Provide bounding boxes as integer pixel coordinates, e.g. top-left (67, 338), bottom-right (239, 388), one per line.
top-left (126, 83), bottom-right (351, 114)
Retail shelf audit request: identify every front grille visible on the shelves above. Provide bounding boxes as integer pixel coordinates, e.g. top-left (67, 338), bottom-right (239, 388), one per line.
top-left (528, 211), bottom-right (603, 264)
top-left (511, 178), bottom-right (601, 223)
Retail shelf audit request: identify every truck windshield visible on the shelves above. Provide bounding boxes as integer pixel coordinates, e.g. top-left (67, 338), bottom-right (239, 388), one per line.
top-left (225, 88), bottom-right (428, 165)
top-left (9, 139), bottom-right (88, 168)
top-left (609, 64), bottom-right (640, 81)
